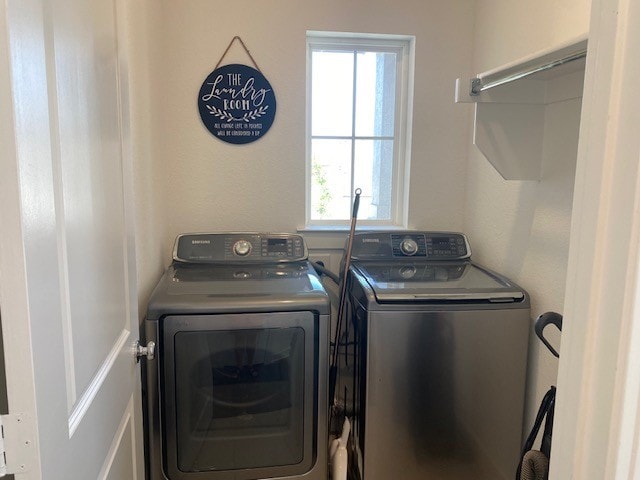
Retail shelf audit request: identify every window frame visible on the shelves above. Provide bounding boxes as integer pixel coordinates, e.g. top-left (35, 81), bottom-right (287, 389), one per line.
top-left (305, 31), bottom-right (415, 228)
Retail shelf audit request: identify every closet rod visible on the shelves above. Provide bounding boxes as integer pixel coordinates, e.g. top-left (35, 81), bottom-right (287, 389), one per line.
top-left (469, 49), bottom-right (587, 96)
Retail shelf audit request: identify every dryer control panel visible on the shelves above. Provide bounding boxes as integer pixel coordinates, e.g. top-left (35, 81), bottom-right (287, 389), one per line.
top-left (351, 231), bottom-right (471, 261)
top-left (173, 232), bottom-right (308, 263)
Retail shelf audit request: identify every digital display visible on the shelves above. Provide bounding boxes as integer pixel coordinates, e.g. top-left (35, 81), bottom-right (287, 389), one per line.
top-left (431, 237), bottom-right (452, 247)
top-left (267, 238), bottom-right (288, 253)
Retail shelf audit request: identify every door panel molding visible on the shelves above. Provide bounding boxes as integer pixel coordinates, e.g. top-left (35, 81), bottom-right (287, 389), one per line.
top-left (42, 0), bottom-right (78, 412)
top-left (69, 328), bottom-right (130, 436)
top-left (98, 395), bottom-right (137, 480)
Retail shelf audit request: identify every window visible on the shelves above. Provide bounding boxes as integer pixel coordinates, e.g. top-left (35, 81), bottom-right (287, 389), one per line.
top-left (306, 32), bottom-right (414, 227)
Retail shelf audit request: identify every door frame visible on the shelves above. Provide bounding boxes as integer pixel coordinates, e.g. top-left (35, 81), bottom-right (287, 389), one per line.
top-left (0, 0), bottom-right (48, 474)
top-left (551, 0), bottom-right (640, 477)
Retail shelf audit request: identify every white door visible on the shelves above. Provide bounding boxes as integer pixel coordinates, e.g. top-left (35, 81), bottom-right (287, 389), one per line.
top-left (0, 0), bottom-right (144, 478)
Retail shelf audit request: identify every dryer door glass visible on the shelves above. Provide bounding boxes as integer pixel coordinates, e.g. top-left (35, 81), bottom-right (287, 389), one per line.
top-left (162, 313), bottom-right (315, 478)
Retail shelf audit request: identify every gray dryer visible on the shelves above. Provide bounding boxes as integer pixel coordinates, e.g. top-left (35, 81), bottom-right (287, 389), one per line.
top-left (143, 232), bottom-right (330, 480)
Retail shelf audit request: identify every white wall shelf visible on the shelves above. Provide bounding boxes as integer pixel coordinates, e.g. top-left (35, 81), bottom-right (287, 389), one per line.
top-left (456, 37), bottom-right (587, 180)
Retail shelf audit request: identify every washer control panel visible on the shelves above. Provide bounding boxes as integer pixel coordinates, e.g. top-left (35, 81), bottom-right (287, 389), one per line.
top-left (392, 234), bottom-right (427, 257)
top-left (351, 231), bottom-right (471, 261)
top-left (173, 233), bottom-right (308, 263)
top-left (423, 234), bottom-right (469, 259)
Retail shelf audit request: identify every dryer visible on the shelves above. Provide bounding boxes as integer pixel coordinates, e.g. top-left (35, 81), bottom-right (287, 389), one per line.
top-left (337, 231), bottom-right (530, 480)
top-left (143, 233), bottom-right (330, 480)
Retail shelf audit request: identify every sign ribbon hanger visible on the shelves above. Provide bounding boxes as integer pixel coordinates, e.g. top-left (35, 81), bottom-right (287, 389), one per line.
top-left (215, 36), bottom-right (262, 72)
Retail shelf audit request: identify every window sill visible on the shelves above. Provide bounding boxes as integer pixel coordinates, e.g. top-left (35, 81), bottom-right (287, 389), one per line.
top-left (298, 225), bottom-right (408, 249)
top-left (298, 225), bottom-right (407, 232)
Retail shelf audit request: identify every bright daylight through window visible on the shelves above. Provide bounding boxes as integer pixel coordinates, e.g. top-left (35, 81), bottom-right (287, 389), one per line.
top-left (306, 32), bottom-right (414, 227)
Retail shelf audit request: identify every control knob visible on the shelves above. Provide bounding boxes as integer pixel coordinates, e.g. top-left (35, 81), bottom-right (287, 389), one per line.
top-left (400, 238), bottom-right (419, 256)
top-left (399, 266), bottom-right (417, 279)
top-left (233, 240), bottom-right (252, 256)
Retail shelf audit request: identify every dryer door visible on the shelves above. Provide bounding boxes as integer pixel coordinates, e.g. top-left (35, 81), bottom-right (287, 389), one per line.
top-left (161, 312), bottom-right (316, 480)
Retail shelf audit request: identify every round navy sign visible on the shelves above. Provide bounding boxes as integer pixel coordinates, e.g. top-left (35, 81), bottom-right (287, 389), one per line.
top-left (198, 64), bottom-right (276, 144)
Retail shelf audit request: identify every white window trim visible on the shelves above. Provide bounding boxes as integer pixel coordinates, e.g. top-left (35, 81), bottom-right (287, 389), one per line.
top-left (305, 31), bottom-right (415, 229)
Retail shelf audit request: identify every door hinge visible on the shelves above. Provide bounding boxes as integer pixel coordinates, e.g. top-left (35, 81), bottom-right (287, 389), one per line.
top-left (0, 413), bottom-right (34, 477)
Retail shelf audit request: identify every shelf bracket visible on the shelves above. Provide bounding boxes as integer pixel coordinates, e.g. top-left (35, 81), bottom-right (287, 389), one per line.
top-left (470, 78), bottom-right (482, 96)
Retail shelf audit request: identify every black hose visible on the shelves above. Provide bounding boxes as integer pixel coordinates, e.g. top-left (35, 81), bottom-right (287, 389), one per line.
top-left (311, 261), bottom-right (340, 285)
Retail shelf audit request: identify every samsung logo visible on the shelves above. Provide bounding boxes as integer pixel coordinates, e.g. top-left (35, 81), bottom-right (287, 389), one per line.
top-left (191, 240), bottom-right (211, 245)
top-left (362, 238), bottom-right (380, 243)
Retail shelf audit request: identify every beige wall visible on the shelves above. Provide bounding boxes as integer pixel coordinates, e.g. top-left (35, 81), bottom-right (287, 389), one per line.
top-left (466, 0), bottom-right (591, 435)
top-left (123, 0), bottom-right (168, 316)
top-left (127, 0), bottom-right (593, 451)
top-left (472, 0), bottom-right (591, 72)
top-left (150, 0), bottom-right (475, 256)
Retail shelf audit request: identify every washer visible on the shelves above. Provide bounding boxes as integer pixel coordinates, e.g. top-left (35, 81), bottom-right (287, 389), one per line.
top-left (337, 231), bottom-right (530, 480)
top-left (143, 232), bottom-right (330, 480)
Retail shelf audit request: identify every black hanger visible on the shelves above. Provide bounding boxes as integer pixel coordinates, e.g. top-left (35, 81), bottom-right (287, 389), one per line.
top-left (534, 311), bottom-right (563, 358)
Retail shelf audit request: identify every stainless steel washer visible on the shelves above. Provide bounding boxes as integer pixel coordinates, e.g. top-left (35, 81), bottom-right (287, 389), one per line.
top-left (337, 231), bottom-right (530, 480)
top-left (143, 233), bottom-right (330, 480)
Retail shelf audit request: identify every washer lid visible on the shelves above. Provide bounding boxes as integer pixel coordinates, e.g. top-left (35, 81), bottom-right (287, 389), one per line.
top-left (353, 262), bottom-right (525, 303)
top-left (146, 262), bottom-right (330, 319)
top-left (167, 263), bottom-right (315, 295)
